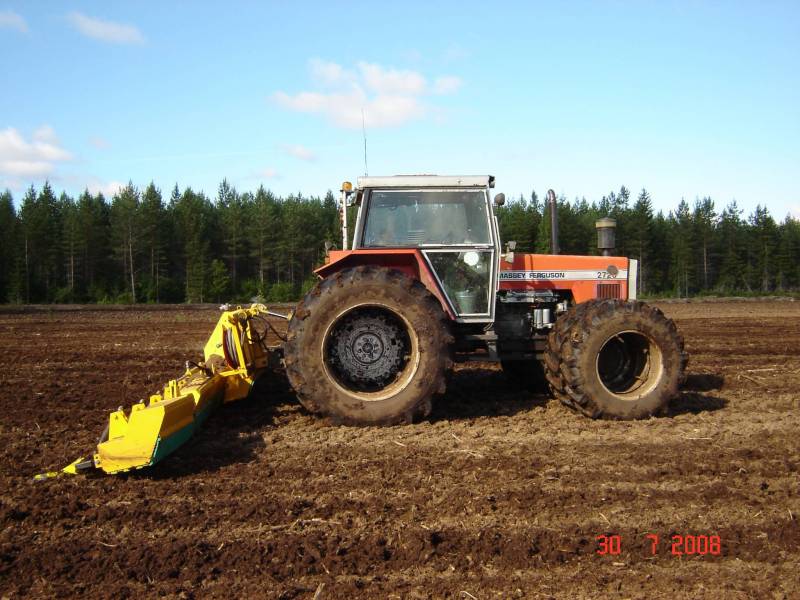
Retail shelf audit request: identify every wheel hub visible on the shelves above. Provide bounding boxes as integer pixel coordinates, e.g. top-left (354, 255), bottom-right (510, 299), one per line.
top-left (325, 307), bottom-right (411, 393)
top-left (597, 331), bottom-right (653, 395)
top-left (353, 332), bottom-right (384, 364)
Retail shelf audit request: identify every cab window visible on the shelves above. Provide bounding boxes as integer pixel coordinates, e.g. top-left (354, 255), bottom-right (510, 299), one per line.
top-left (362, 190), bottom-right (490, 247)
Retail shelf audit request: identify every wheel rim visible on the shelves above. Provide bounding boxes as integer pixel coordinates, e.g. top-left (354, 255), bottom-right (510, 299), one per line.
top-left (596, 330), bottom-right (663, 398)
top-left (323, 304), bottom-right (417, 398)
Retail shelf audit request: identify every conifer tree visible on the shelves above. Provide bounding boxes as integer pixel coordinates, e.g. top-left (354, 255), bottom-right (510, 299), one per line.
top-left (496, 192), bottom-right (538, 251)
top-left (716, 201), bottom-right (745, 292)
top-left (139, 182), bottom-right (167, 302)
top-left (171, 187), bottom-right (213, 302)
top-left (749, 205), bottom-right (777, 292)
top-left (110, 182), bottom-right (141, 302)
top-left (249, 185), bottom-right (279, 293)
top-left (208, 258), bottom-right (230, 302)
top-left (218, 179), bottom-right (246, 295)
top-left (775, 217), bottom-right (800, 289)
top-left (77, 190), bottom-right (112, 300)
top-left (60, 192), bottom-right (80, 300)
top-left (0, 191), bottom-right (16, 302)
top-left (629, 189), bottom-right (654, 294)
top-left (669, 200), bottom-right (693, 297)
top-left (18, 183), bottom-right (61, 301)
top-left (693, 197), bottom-right (717, 290)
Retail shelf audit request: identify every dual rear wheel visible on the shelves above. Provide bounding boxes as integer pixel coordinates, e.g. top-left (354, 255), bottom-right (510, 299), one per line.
top-left (544, 299), bottom-right (688, 419)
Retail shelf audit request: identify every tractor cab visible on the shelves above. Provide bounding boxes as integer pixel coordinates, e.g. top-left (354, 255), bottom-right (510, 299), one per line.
top-left (350, 175), bottom-right (501, 321)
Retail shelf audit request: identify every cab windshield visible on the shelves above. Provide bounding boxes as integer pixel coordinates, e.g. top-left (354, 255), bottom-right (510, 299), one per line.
top-left (362, 189), bottom-right (491, 247)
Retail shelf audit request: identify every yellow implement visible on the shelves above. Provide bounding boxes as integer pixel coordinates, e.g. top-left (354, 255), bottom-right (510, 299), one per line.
top-left (37, 304), bottom-right (285, 478)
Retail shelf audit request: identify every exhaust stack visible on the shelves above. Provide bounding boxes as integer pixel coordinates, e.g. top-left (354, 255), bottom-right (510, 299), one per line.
top-left (547, 189), bottom-right (559, 255)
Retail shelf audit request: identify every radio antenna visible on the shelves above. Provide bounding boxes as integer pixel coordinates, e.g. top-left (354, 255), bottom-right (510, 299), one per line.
top-left (361, 108), bottom-right (368, 176)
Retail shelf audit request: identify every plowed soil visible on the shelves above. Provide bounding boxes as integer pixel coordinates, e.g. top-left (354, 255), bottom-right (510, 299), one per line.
top-left (1, 301), bottom-right (798, 599)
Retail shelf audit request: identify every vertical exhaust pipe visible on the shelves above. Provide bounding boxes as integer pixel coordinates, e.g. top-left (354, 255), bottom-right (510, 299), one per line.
top-left (547, 189), bottom-right (559, 255)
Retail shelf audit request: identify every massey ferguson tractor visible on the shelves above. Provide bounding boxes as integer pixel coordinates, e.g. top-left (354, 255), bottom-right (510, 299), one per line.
top-left (39, 175), bottom-right (687, 479)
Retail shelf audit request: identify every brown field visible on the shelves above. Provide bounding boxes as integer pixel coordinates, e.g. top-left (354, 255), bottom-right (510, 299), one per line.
top-left (1, 301), bottom-right (799, 599)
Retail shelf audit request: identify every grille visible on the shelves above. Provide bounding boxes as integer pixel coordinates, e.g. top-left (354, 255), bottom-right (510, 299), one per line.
top-left (597, 283), bottom-right (621, 299)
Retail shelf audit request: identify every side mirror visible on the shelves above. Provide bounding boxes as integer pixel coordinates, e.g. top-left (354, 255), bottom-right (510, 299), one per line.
top-left (493, 193), bottom-right (506, 206)
top-left (346, 190), bottom-right (363, 207)
top-left (504, 240), bottom-right (516, 263)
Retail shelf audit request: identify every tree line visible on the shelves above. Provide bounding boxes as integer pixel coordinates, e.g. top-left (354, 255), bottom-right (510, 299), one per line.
top-left (0, 180), bottom-right (339, 304)
top-left (0, 181), bottom-right (798, 304)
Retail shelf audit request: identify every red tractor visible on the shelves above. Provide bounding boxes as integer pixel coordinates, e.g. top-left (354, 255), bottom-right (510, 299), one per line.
top-left (284, 175), bottom-right (687, 425)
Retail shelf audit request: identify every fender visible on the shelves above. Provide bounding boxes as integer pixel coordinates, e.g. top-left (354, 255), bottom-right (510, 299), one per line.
top-left (315, 249), bottom-right (456, 319)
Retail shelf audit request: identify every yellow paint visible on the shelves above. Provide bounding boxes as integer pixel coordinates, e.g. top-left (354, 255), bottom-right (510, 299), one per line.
top-left (53, 304), bottom-right (283, 476)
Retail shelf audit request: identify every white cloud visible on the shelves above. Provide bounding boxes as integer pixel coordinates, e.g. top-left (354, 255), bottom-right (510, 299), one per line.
top-left (89, 136), bottom-right (111, 150)
top-left (32, 125), bottom-right (60, 145)
top-left (259, 167), bottom-right (280, 179)
top-left (309, 58), bottom-right (354, 87)
top-left (0, 9), bottom-right (27, 32)
top-left (0, 126), bottom-right (73, 178)
top-left (357, 61), bottom-right (426, 95)
top-left (789, 205), bottom-right (800, 220)
top-left (433, 75), bottom-right (462, 95)
top-left (282, 144), bottom-right (317, 162)
top-left (67, 12), bottom-right (144, 44)
top-left (308, 59), bottom-right (426, 95)
top-left (272, 59), bottom-right (461, 129)
top-left (274, 89), bottom-right (424, 129)
top-left (85, 179), bottom-right (125, 198)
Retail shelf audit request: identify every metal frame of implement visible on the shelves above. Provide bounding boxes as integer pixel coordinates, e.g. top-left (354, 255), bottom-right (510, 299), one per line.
top-left (35, 304), bottom-right (284, 480)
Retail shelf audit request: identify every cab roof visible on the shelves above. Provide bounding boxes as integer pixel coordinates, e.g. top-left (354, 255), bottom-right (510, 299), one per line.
top-left (357, 175), bottom-right (494, 189)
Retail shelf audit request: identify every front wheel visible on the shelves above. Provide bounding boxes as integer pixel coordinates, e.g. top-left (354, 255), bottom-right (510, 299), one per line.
top-left (546, 299), bottom-right (688, 419)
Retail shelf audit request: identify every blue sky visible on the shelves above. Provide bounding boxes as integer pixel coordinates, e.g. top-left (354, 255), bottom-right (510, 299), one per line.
top-left (1, 1), bottom-right (798, 218)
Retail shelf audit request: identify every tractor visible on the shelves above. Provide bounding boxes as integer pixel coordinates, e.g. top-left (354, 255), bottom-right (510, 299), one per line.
top-left (284, 175), bottom-right (686, 424)
top-left (39, 175), bottom-right (687, 479)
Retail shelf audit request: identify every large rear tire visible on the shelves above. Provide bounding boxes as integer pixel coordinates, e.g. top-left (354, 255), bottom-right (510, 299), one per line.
top-left (284, 266), bottom-right (453, 425)
top-left (545, 299), bottom-right (688, 419)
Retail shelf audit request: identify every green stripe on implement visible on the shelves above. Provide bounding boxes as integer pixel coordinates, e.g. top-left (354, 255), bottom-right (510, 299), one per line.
top-left (149, 394), bottom-right (223, 466)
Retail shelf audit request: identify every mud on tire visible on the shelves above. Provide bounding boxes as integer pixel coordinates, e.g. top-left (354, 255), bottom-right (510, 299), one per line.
top-left (283, 266), bottom-right (453, 425)
top-left (545, 299), bottom-right (688, 420)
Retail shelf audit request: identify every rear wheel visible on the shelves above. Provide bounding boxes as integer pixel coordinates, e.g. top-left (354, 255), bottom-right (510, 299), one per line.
top-left (284, 266), bottom-right (453, 425)
top-left (545, 299), bottom-right (687, 419)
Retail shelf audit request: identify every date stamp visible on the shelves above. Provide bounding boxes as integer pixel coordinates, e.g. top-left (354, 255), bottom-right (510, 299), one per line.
top-left (596, 534), bottom-right (722, 557)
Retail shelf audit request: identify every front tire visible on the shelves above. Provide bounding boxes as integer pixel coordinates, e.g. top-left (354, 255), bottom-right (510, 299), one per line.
top-left (545, 299), bottom-right (688, 419)
top-left (284, 266), bottom-right (453, 425)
